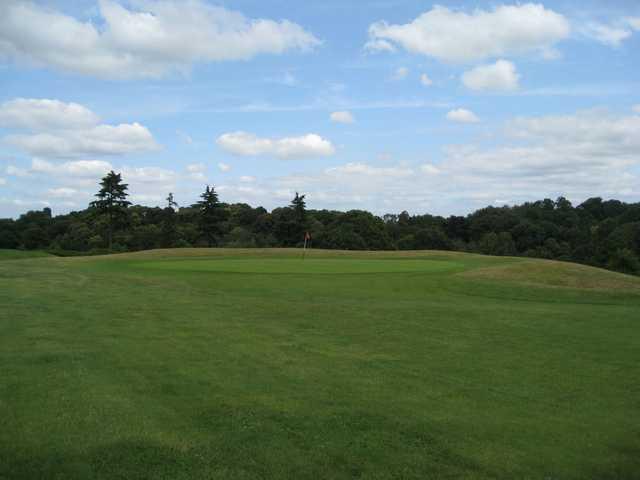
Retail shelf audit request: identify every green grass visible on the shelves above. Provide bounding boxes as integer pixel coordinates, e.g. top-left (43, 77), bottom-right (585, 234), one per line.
top-left (0, 249), bottom-right (51, 261)
top-left (1, 248), bottom-right (639, 479)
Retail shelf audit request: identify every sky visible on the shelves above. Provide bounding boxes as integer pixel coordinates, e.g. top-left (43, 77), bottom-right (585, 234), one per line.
top-left (0, 0), bottom-right (639, 219)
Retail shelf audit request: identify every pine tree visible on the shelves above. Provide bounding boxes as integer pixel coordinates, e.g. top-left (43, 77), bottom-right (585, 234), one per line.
top-left (290, 192), bottom-right (306, 223)
top-left (91, 171), bottom-right (130, 250)
top-left (166, 192), bottom-right (178, 210)
top-left (197, 185), bottom-right (225, 247)
top-left (161, 192), bottom-right (179, 248)
top-left (290, 192), bottom-right (307, 243)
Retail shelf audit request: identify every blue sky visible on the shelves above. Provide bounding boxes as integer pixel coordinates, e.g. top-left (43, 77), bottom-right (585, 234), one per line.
top-left (1, 0), bottom-right (639, 218)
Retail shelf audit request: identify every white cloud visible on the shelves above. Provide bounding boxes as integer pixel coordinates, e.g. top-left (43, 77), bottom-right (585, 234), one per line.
top-left (128, 193), bottom-right (165, 203)
top-left (0, 198), bottom-right (50, 208)
top-left (177, 130), bottom-right (194, 145)
top-left (633, 104), bottom-right (640, 114)
top-left (392, 66), bottom-right (409, 80)
top-left (185, 163), bottom-right (206, 181)
top-left (0, 98), bottom-right (158, 158)
top-left (218, 162), bottom-right (232, 172)
top-left (325, 162), bottom-right (413, 178)
top-left (462, 60), bottom-right (520, 92)
top-left (3, 158), bottom-right (207, 215)
top-left (217, 132), bottom-right (335, 159)
top-left (0, 0), bottom-right (320, 79)
top-left (218, 184), bottom-right (267, 198)
top-left (579, 16), bottom-right (640, 47)
top-left (420, 73), bottom-right (433, 87)
top-left (31, 158), bottom-right (113, 177)
top-left (540, 48), bottom-right (562, 60)
top-left (31, 107), bottom-right (627, 217)
top-left (420, 164), bottom-right (440, 175)
top-left (365, 38), bottom-right (396, 53)
top-left (47, 187), bottom-right (78, 198)
top-left (6, 165), bottom-right (28, 177)
top-left (267, 71), bottom-right (298, 87)
top-left (187, 163), bottom-right (206, 174)
top-left (211, 98), bottom-right (450, 114)
top-left (366, 4), bottom-right (569, 63)
top-left (258, 109), bottom-right (640, 215)
top-left (438, 110), bottom-right (640, 195)
top-left (446, 109), bottom-right (480, 123)
top-left (0, 177), bottom-right (6, 186)
top-left (11, 109), bottom-right (640, 218)
top-left (6, 123), bottom-right (158, 158)
top-left (0, 98), bottom-right (99, 130)
top-left (507, 109), bottom-right (640, 150)
top-left (582, 23), bottom-right (632, 47)
top-left (272, 188), bottom-right (294, 200)
top-left (330, 111), bottom-right (355, 124)
top-left (121, 166), bottom-right (175, 184)
top-left (111, 166), bottom-right (179, 203)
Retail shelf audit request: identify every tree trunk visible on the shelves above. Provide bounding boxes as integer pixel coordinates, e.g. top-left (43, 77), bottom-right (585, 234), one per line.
top-left (108, 211), bottom-right (113, 251)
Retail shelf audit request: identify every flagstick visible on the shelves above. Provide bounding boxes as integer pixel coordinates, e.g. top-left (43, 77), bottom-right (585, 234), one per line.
top-left (302, 236), bottom-right (308, 260)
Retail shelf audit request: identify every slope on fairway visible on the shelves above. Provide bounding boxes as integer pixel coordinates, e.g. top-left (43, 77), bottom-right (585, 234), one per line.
top-left (1, 249), bottom-right (639, 479)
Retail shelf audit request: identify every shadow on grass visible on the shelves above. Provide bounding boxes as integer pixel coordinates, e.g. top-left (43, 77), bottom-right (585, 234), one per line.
top-left (0, 441), bottom-right (200, 480)
top-left (587, 440), bottom-right (640, 480)
top-left (2, 425), bottom-right (638, 479)
top-left (1, 423), bottom-right (494, 479)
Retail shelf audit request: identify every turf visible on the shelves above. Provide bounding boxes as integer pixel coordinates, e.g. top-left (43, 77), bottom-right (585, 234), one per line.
top-left (0, 249), bottom-right (51, 261)
top-left (1, 248), bottom-right (639, 479)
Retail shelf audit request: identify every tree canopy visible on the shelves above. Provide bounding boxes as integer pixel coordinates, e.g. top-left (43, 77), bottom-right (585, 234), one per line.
top-left (2, 173), bottom-right (640, 276)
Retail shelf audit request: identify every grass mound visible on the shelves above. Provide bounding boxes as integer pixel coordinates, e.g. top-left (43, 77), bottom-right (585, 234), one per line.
top-left (461, 258), bottom-right (640, 292)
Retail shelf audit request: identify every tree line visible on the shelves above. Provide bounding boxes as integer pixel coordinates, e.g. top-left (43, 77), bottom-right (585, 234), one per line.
top-left (1, 170), bottom-right (639, 275)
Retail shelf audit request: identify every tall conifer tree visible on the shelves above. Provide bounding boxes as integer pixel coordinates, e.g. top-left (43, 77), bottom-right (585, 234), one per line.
top-left (161, 192), bottom-right (179, 248)
top-left (290, 192), bottom-right (307, 242)
top-left (197, 185), bottom-right (225, 247)
top-left (91, 171), bottom-right (130, 250)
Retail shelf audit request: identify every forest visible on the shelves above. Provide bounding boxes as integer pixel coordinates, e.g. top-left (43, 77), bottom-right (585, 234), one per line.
top-left (1, 171), bottom-right (639, 275)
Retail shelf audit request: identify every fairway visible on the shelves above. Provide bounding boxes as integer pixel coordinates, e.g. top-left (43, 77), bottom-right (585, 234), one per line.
top-left (1, 249), bottom-right (639, 479)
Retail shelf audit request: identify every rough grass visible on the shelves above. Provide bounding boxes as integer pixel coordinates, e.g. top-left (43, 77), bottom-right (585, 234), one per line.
top-left (461, 257), bottom-right (640, 292)
top-left (1, 249), bottom-right (639, 479)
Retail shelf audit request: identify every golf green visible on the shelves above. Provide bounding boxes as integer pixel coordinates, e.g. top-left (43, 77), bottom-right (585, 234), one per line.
top-left (1, 248), bottom-right (639, 479)
top-left (136, 257), bottom-right (463, 274)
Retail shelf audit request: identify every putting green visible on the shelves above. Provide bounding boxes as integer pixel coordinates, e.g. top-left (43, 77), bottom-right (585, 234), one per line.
top-left (136, 257), bottom-right (464, 274)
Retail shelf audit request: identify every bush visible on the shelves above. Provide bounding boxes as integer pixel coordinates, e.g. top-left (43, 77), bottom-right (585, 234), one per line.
top-left (608, 249), bottom-right (640, 275)
top-left (397, 235), bottom-right (416, 250)
top-left (414, 228), bottom-right (451, 250)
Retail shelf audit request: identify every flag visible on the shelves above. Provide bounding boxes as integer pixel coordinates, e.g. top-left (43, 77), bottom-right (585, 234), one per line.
top-left (302, 231), bottom-right (311, 260)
